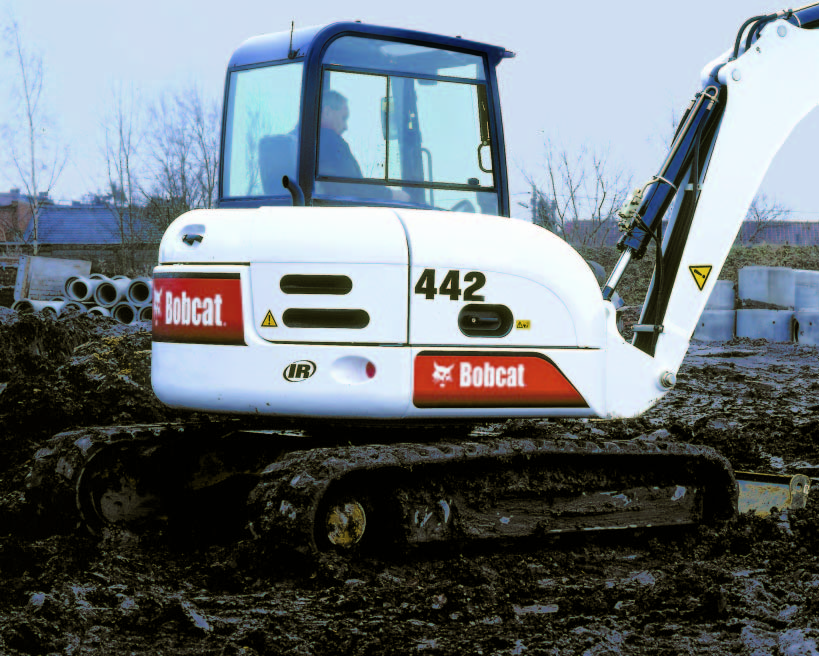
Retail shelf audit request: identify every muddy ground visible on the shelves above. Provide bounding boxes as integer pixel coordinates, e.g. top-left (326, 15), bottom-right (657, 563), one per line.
top-left (2, 310), bottom-right (819, 655)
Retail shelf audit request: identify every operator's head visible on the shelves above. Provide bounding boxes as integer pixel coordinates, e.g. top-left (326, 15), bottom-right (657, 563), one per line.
top-left (321, 90), bottom-right (349, 135)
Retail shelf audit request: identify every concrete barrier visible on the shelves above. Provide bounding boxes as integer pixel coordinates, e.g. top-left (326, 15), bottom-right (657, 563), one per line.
top-left (693, 310), bottom-right (735, 341)
top-left (706, 281), bottom-right (736, 310)
top-left (793, 310), bottom-right (819, 345)
top-left (795, 270), bottom-right (819, 310)
top-left (736, 309), bottom-right (794, 341)
top-left (738, 266), bottom-right (796, 309)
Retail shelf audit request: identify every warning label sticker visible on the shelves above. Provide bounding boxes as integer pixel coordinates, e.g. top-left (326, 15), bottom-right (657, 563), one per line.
top-left (261, 310), bottom-right (278, 328)
top-left (413, 352), bottom-right (588, 409)
top-left (689, 265), bottom-right (712, 291)
top-left (516, 320), bottom-right (531, 330)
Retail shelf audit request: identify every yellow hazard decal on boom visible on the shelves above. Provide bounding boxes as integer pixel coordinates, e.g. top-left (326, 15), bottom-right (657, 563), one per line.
top-left (689, 265), bottom-right (712, 291)
top-left (261, 310), bottom-right (278, 327)
top-left (516, 320), bottom-right (531, 330)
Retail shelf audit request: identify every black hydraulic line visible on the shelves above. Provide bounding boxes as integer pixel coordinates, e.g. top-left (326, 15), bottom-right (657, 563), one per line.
top-left (732, 14), bottom-right (777, 60)
top-left (616, 87), bottom-right (721, 260)
top-left (633, 93), bottom-right (726, 356)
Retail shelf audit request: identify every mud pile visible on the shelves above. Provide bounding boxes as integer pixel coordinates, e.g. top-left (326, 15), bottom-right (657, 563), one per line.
top-left (2, 313), bottom-right (819, 655)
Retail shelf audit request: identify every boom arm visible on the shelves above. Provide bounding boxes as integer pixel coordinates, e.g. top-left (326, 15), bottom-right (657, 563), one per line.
top-left (603, 9), bottom-right (819, 417)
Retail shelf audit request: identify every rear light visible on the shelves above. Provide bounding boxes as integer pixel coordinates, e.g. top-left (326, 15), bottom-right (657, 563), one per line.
top-left (366, 361), bottom-right (376, 378)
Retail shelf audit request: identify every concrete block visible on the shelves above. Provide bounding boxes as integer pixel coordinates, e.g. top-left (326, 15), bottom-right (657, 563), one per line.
top-left (738, 266), bottom-right (795, 309)
top-left (736, 309), bottom-right (794, 342)
top-left (692, 310), bottom-right (735, 341)
top-left (706, 281), bottom-right (736, 310)
top-left (793, 310), bottom-right (819, 345)
top-left (795, 270), bottom-right (819, 310)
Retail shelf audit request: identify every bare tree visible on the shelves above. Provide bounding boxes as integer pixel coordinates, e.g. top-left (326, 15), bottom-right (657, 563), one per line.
top-left (102, 86), bottom-right (150, 269)
top-left (3, 19), bottom-right (68, 254)
top-left (528, 141), bottom-right (631, 247)
top-left (740, 193), bottom-right (792, 244)
top-left (183, 86), bottom-right (220, 209)
top-left (145, 90), bottom-right (196, 215)
top-left (143, 86), bottom-right (221, 227)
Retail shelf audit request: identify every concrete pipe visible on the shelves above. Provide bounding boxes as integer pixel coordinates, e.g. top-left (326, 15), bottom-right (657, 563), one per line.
top-left (692, 310), bottom-right (735, 341)
top-left (93, 276), bottom-right (131, 307)
top-left (112, 302), bottom-right (138, 325)
top-left (795, 270), bottom-right (819, 310)
top-left (64, 276), bottom-right (79, 297)
top-left (68, 276), bottom-right (103, 302)
top-left (62, 300), bottom-right (88, 314)
top-left (89, 273), bottom-right (109, 281)
top-left (736, 309), bottom-right (794, 342)
top-left (87, 306), bottom-right (112, 317)
top-left (12, 299), bottom-right (66, 316)
top-left (126, 277), bottom-right (153, 306)
top-left (738, 266), bottom-right (795, 309)
top-left (706, 281), bottom-right (736, 310)
top-left (138, 305), bottom-right (152, 322)
top-left (793, 310), bottom-right (819, 345)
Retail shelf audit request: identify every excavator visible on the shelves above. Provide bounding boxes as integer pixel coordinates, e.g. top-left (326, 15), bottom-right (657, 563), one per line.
top-left (31, 6), bottom-right (819, 553)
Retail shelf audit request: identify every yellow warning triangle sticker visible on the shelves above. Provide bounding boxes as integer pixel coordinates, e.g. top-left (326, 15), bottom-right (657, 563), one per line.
top-left (261, 310), bottom-right (278, 327)
top-left (689, 265), bottom-right (713, 291)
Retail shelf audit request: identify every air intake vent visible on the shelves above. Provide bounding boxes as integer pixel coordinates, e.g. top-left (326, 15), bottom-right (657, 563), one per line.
top-left (282, 309), bottom-right (370, 329)
top-left (280, 275), bottom-right (352, 295)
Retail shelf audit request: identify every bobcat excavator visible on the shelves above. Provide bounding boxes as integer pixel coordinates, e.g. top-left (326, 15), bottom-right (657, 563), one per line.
top-left (33, 6), bottom-right (819, 552)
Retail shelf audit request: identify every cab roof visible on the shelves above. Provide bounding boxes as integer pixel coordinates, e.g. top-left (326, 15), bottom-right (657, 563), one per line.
top-left (228, 21), bottom-right (514, 70)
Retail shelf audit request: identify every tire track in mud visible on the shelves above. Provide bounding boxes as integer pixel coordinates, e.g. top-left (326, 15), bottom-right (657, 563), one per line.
top-left (3, 314), bottom-right (819, 654)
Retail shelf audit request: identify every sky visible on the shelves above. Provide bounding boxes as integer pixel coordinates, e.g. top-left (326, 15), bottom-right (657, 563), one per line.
top-left (2, 0), bottom-right (818, 220)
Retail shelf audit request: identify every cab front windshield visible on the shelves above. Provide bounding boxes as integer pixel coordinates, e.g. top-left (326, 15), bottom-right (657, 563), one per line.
top-left (317, 37), bottom-right (498, 215)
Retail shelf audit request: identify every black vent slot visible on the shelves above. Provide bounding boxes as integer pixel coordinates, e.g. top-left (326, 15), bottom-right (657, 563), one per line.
top-left (283, 309), bottom-right (369, 329)
top-left (458, 304), bottom-right (513, 337)
top-left (280, 275), bottom-right (352, 295)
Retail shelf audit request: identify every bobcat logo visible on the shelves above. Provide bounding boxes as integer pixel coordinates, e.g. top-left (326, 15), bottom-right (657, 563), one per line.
top-left (432, 362), bottom-right (454, 388)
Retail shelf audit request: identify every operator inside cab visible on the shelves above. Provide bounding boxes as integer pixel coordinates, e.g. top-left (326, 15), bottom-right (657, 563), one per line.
top-left (317, 90), bottom-right (410, 202)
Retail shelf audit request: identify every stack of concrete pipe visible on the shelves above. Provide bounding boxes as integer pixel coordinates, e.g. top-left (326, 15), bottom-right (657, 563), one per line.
top-left (693, 265), bottom-right (819, 343)
top-left (13, 274), bottom-right (153, 325)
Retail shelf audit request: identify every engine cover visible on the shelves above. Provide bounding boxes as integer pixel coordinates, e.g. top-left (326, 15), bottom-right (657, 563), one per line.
top-left (152, 206), bottom-right (618, 419)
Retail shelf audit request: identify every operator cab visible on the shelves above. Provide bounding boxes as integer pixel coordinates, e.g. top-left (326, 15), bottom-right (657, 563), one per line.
top-left (219, 22), bottom-right (514, 215)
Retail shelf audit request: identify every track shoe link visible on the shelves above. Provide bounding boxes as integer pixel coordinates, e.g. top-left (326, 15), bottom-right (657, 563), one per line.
top-left (248, 437), bottom-right (738, 554)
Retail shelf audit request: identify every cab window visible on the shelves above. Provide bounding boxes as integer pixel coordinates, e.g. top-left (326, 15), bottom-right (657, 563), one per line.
top-left (223, 62), bottom-right (303, 198)
top-left (316, 37), bottom-right (498, 215)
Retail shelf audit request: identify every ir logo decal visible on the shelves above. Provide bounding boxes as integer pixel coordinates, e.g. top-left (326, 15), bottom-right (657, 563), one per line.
top-left (414, 352), bottom-right (587, 409)
top-left (283, 360), bottom-right (317, 382)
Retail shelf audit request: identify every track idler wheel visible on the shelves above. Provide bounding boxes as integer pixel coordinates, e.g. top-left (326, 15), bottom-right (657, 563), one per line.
top-left (325, 500), bottom-right (367, 548)
top-left (77, 445), bottom-right (169, 533)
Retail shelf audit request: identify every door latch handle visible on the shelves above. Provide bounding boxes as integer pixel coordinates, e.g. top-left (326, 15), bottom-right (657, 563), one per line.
top-left (182, 233), bottom-right (203, 245)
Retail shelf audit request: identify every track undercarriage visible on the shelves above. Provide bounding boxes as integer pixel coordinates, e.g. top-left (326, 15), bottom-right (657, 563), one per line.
top-left (20, 422), bottom-right (754, 555)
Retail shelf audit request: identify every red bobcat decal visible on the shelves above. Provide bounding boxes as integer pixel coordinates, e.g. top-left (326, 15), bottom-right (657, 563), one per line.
top-left (152, 274), bottom-right (245, 345)
top-left (414, 352), bottom-right (587, 408)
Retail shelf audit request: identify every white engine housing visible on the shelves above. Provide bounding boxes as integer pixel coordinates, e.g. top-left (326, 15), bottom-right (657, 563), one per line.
top-left (152, 206), bottom-right (669, 420)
